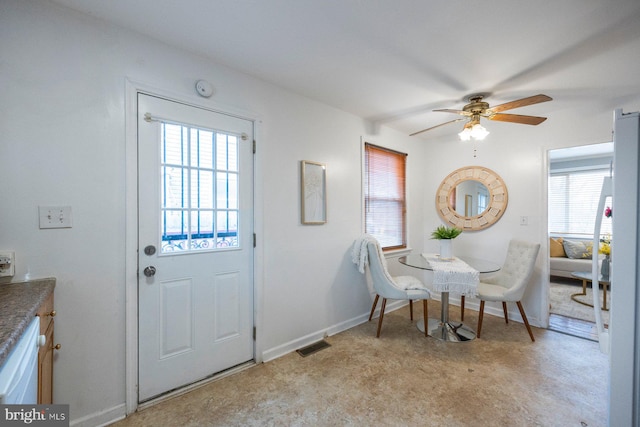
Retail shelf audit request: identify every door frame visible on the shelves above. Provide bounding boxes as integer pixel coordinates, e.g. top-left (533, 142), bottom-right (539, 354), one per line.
top-left (124, 79), bottom-right (264, 414)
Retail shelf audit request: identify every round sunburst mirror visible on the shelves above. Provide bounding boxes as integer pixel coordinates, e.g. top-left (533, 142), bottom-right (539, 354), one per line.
top-left (435, 166), bottom-right (508, 231)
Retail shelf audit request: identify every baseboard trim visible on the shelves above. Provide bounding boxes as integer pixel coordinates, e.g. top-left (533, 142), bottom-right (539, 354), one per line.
top-left (71, 403), bottom-right (126, 427)
top-left (261, 299), bottom-right (407, 362)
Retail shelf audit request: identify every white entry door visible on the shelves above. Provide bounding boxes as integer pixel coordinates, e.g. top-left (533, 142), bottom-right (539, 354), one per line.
top-left (137, 93), bottom-right (254, 402)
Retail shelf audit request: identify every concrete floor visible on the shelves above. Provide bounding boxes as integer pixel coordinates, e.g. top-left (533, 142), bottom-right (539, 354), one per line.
top-left (112, 300), bottom-right (608, 427)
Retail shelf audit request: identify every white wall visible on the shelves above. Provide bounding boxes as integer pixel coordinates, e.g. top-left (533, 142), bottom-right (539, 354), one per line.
top-left (0, 1), bottom-right (428, 425)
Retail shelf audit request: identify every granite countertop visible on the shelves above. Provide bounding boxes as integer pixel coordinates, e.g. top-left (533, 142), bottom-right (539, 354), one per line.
top-left (0, 278), bottom-right (56, 367)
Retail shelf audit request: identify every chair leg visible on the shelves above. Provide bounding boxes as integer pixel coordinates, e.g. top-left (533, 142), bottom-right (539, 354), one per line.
top-left (409, 299), bottom-right (414, 320)
top-left (502, 302), bottom-right (509, 324)
top-left (368, 294), bottom-right (379, 322)
top-left (423, 299), bottom-right (428, 337)
top-left (477, 300), bottom-right (485, 338)
top-left (460, 295), bottom-right (465, 321)
top-left (376, 298), bottom-right (388, 338)
top-left (516, 301), bottom-right (536, 342)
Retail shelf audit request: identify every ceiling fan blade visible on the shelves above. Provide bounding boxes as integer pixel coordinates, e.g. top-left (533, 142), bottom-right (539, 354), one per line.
top-left (410, 118), bottom-right (465, 136)
top-left (488, 94), bottom-right (552, 114)
top-left (488, 113), bottom-right (547, 125)
top-left (433, 108), bottom-right (471, 116)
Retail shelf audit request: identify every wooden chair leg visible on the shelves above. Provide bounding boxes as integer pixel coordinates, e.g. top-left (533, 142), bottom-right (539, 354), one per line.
top-left (376, 298), bottom-right (388, 338)
top-left (516, 301), bottom-right (535, 342)
top-left (460, 295), bottom-right (465, 321)
top-left (409, 299), bottom-right (414, 321)
top-left (477, 300), bottom-right (485, 338)
top-left (423, 299), bottom-right (428, 337)
top-left (368, 294), bottom-right (379, 321)
top-left (502, 302), bottom-right (509, 324)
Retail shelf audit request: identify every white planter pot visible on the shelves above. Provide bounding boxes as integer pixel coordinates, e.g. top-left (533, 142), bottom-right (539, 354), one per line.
top-left (440, 239), bottom-right (453, 259)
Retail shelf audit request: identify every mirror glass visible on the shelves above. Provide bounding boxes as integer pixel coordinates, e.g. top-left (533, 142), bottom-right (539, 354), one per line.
top-left (450, 180), bottom-right (490, 217)
top-left (436, 166), bottom-right (508, 231)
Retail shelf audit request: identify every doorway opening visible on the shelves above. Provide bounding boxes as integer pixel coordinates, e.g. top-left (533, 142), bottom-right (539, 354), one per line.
top-left (547, 142), bottom-right (613, 340)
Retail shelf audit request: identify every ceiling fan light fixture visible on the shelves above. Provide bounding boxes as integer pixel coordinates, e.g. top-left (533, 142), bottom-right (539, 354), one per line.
top-left (458, 117), bottom-right (488, 141)
top-left (412, 93), bottom-right (551, 139)
top-left (470, 123), bottom-right (489, 140)
top-left (458, 125), bottom-right (472, 141)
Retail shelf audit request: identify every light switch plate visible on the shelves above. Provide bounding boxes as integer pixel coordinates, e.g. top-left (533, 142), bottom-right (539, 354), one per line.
top-left (39, 206), bottom-right (72, 229)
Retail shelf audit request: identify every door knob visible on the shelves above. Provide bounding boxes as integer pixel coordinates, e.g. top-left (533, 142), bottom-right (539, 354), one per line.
top-left (143, 266), bottom-right (156, 277)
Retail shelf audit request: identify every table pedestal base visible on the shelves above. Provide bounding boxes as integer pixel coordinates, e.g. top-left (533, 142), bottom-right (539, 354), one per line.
top-left (417, 318), bottom-right (476, 342)
top-left (570, 277), bottom-right (609, 311)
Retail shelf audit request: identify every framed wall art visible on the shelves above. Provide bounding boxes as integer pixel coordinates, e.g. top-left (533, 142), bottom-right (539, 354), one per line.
top-left (300, 160), bottom-right (327, 224)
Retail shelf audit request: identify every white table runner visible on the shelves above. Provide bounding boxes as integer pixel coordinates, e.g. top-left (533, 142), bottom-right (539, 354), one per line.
top-left (421, 253), bottom-right (479, 296)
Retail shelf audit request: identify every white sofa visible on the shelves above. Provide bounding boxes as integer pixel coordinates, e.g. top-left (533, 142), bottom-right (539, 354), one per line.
top-left (549, 237), bottom-right (603, 279)
top-left (550, 256), bottom-right (602, 278)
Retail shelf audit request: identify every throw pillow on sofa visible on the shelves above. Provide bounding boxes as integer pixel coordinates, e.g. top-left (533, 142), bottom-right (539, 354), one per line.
top-left (562, 239), bottom-right (593, 259)
top-left (550, 237), bottom-right (566, 257)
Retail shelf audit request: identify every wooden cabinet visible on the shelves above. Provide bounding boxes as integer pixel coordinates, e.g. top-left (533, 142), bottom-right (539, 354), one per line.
top-left (36, 292), bottom-right (56, 404)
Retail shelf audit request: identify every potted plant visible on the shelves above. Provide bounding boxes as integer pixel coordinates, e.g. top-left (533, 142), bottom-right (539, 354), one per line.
top-left (430, 225), bottom-right (462, 259)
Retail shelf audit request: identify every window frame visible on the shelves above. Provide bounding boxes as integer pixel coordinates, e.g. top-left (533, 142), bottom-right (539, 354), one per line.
top-left (363, 142), bottom-right (408, 251)
top-left (548, 166), bottom-right (613, 238)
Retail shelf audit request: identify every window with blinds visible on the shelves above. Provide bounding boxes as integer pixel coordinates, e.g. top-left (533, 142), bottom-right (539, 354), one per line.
top-left (548, 168), bottom-right (612, 236)
top-left (364, 143), bottom-right (407, 250)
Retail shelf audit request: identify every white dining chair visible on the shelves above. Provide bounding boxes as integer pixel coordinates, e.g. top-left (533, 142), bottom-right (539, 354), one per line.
top-left (463, 239), bottom-right (540, 342)
top-left (365, 239), bottom-right (431, 338)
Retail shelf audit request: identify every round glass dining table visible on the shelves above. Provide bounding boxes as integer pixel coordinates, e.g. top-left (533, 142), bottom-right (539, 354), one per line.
top-left (398, 254), bottom-right (500, 342)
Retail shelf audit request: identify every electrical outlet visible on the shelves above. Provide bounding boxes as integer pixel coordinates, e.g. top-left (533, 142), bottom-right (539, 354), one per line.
top-left (520, 216), bottom-right (529, 226)
top-left (39, 206), bottom-right (72, 229)
top-left (0, 251), bottom-right (15, 277)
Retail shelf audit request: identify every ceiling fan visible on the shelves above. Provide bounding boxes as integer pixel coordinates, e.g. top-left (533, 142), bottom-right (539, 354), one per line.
top-left (410, 93), bottom-right (553, 139)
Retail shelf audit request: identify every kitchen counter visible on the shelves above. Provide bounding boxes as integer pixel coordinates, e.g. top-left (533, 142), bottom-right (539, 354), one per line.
top-left (0, 278), bottom-right (56, 367)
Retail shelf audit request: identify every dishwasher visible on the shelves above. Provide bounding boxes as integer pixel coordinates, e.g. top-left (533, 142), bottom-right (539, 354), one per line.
top-left (0, 316), bottom-right (40, 404)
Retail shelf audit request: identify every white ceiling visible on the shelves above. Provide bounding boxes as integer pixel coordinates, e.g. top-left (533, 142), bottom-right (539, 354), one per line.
top-left (50, 0), bottom-right (640, 139)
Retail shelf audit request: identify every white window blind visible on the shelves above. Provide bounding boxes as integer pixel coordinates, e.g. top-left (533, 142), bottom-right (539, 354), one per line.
top-left (364, 143), bottom-right (407, 250)
top-left (549, 168), bottom-right (612, 236)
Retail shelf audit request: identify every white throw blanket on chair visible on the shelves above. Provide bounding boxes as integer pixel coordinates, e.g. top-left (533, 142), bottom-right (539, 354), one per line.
top-left (351, 234), bottom-right (383, 299)
top-left (422, 253), bottom-right (479, 296)
top-left (351, 234), bottom-right (379, 273)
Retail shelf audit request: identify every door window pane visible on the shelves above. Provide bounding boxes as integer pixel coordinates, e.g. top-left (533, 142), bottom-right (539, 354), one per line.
top-left (162, 166), bottom-right (186, 209)
top-left (191, 128), bottom-right (214, 169)
top-left (162, 210), bottom-right (187, 252)
top-left (216, 211), bottom-right (238, 248)
top-left (160, 122), bottom-right (240, 253)
top-left (216, 134), bottom-right (238, 171)
top-left (192, 171), bottom-right (213, 209)
top-left (190, 210), bottom-right (214, 250)
top-left (162, 124), bottom-right (187, 165)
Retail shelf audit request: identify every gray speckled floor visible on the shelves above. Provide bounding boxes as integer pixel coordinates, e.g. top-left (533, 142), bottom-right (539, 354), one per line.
top-left (112, 301), bottom-right (608, 427)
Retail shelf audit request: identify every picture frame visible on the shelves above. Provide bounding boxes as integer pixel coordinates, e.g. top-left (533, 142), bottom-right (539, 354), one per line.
top-left (300, 160), bottom-right (327, 224)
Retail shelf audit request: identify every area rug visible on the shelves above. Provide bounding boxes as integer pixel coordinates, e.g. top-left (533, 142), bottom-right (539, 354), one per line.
top-left (550, 278), bottom-right (610, 324)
